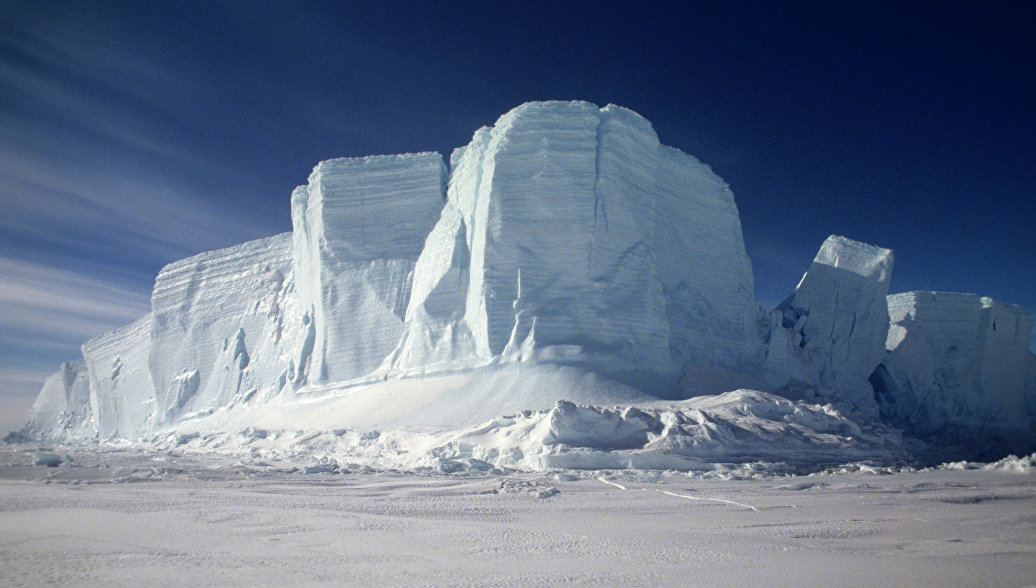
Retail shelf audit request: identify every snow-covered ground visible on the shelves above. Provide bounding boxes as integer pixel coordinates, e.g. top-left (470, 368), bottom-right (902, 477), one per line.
top-left (2, 446), bottom-right (1033, 586)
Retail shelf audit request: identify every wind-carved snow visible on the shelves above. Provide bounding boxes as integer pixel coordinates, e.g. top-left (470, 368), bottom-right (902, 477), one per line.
top-left (19, 101), bottom-right (1036, 464)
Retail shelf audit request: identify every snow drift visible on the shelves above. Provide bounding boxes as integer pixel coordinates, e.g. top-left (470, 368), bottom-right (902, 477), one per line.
top-left (20, 101), bottom-right (1036, 467)
top-left (154, 389), bottom-right (904, 474)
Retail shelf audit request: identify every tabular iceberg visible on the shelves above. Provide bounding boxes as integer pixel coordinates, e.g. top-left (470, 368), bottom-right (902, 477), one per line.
top-left (148, 233), bottom-right (296, 425)
top-left (20, 101), bottom-right (1036, 464)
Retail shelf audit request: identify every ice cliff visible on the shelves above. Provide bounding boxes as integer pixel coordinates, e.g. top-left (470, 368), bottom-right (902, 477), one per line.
top-left (389, 102), bottom-right (757, 394)
top-left (292, 154), bottom-right (446, 385)
top-left (21, 101), bottom-right (1036, 461)
top-left (763, 236), bottom-right (895, 414)
top-left (871, 292), bottom-right (1036, 455)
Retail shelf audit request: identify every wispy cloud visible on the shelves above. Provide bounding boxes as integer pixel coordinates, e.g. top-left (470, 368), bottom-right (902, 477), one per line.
top-left (0, 15), bottom-right (286, 263)
top-left (0, 365), bottom-right (58, 387)
top-left (0, 363), bottom-right (49, 431)
top-left (0, 256), bottom-right (151, 346)
top-left (0, 139), bottom-right (275, 263)
top-left (0, 8), bottom-right (294, 429)
top-left (0, 12), bottom-right (229, 168)
top-left (0, 254), bottom-right (153, 430)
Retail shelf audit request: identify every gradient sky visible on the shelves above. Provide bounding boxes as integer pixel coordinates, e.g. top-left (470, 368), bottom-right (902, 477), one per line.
top-left (2, 1), bottom-right (1034, 432)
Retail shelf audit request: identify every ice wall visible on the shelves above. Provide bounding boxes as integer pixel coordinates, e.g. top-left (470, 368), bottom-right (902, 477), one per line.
top-left (20, 100), bottom-right (1034, 457)
top-left (291, 154), bottom-right (446, 384)
top-left (148, 233), bottom-right (297, 425)
top-left (764, 236), bottom-right (894, 414)
top-left (871, 292), bottom-right (1036, 447)
top-left (81, 314), bottom-right (156, 439)
top-left (391, 102), bottom-right (757, 394)
top-left (25, 360), bottom-right (91, 439)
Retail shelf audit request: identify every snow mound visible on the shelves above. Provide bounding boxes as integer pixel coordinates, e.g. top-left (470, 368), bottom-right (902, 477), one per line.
top-left (941, 453), bottom-right (1036, 474)
top-left (155, 390), bottom-right (903, 474)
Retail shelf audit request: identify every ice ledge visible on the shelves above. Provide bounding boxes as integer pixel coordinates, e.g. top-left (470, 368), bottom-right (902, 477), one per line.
top-left (814, 234), bottom-right (893, 283)
top-left (308, 151), bottom-right (446, 179)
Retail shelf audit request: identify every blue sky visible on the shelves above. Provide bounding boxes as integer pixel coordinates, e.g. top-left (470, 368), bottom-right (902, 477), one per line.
top-left (1, 1), bottom-right (1033, 432)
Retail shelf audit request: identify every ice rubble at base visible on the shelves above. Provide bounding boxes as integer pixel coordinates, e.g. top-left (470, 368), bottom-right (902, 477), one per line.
top-left (23, 101), bottom-right (1036, 469)
top-left (153, 389), bottom-right (905, 474)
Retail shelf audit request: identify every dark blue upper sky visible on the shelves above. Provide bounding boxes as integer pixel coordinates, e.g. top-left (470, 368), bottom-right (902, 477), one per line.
top-left (1, 0), bottom-right (1033, 430)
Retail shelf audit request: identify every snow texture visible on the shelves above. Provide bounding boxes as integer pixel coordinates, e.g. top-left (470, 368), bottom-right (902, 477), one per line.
top-left (154, 389), bottom-right (902, 473)
top-left (3, 445), bottom-right (1035, 587)
top-left (18, 101), bottom-right (1036, 464)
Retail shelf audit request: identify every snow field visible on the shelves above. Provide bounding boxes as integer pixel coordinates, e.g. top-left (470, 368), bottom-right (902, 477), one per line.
top-left (1, 446), bottom-right (1034, 587)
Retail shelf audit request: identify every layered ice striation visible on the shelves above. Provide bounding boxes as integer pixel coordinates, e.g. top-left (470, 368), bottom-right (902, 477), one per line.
top-left (390, 102), bottom-right (757, 393)
top-left (871, 292), bottom-right (1036, 451)
top-left (149, 233), bottom-right (297, 425)
top-left (763, 236), bottom-right (894, 415)
top-left (82, 314), bottom-right (155, 439)
top-left (292, 154), bottom-right (446, 385)
top-left (19, 101), bottom-right (1036, 461)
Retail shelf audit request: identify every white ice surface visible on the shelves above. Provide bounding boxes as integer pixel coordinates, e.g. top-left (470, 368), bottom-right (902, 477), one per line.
top-left (1, 446), bottom-right (1034, 587)
top-left (392, 102), bottom-right (758, 393)
top-left (25, 360), bottom-right (90, 439)
top-left (766, 235), bottom-right (894, 414)
top-left (291, 154), bottom-right (446, 385)
top-left (137, 387), bottom-right (904, 474)
top-left (873, 291), bottom-right (1036, 446)
top-left (149, 233), bottom-right (297, 427)
top-left (81, 314), bottom-right (155, 439)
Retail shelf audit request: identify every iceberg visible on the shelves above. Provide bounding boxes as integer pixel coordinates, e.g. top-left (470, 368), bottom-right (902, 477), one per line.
top-left (25, 360), bottom-right (91, 440)
top-left (81, 314), bottom-right (155, 439)
top-left (291, 154), bottom-right (446, 385)
top-left (870, 292), bottom-right (1036, 455)
top-left (389, 102), bottom-right (757, 395)
top-left (764, 235), bottom-right (895, 415)
top-left (149, 233), bottom-right (296, 425)
top-left (18, 101), bottom-right (1036, 464)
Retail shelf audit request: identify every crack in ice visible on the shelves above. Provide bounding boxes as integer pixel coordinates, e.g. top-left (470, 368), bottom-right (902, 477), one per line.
top-left (659, 490), bottom-right (759, 511)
